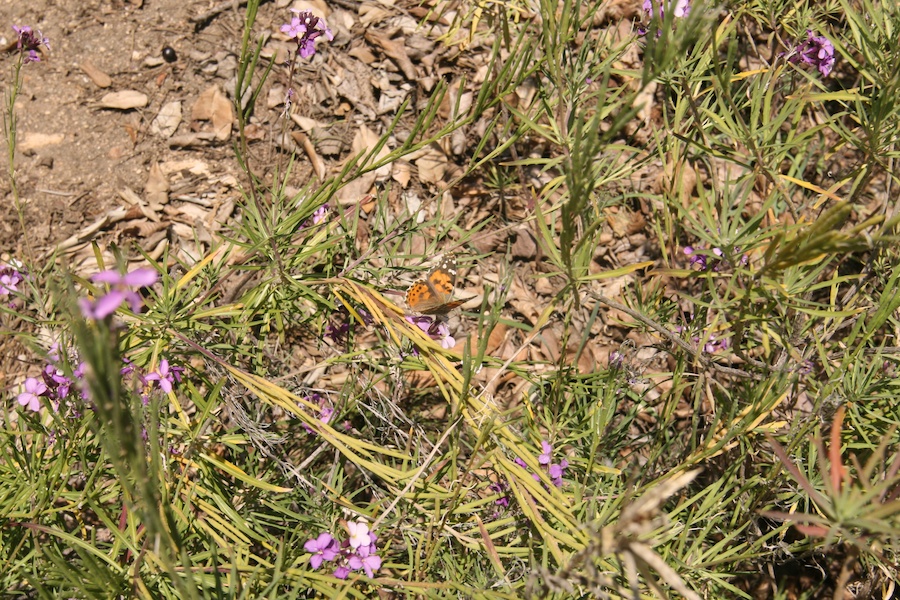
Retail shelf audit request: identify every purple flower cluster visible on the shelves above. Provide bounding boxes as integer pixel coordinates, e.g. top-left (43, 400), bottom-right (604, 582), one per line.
top-left (300, 393), bottom-right (334, 435)
top-left (280, 10), bottom-right (333, 59)
top-left (787, 30), bottom-right (835, 77)
top-left (17, 345), bottom-right (86, 414)
top-left (701, 334), bottom-right (729, 354)
top-left (642, 0), bottom-right (691, 19)
top-left (325, 306), bottom-right (374, 347)
top-left (489, 481), bottom-right (510, 508)
top-left (12, 25), bottom-right (49, 63)
top-left (325, 307), bottom-right (352, 346)
top-left (674, 324), bottom-right (730, 354)
top-left (305, 520), bottom-right (382, 579)
top-left (683, 244), bottom-right (748, 272)
top-left (406, 316), bottom-right (456, 350)
top-left (121, 358), bottom-right (184, 404)
top-left (515, 440), bottom-right (569, 488)
top-left (312, 204), bottom-right (329, 225)
top-left (638, 0), bottom-right (690, 36)
top-left (609, 350), bottom-right (625, 369)
top-left (80, 268), bottom-right (158, 320)
top-left (16, 349), bottom-right (184, 414)
top-left (143, 359), bottom-right (184, 396)
top-left (0, 260), bottom-right (25, 305)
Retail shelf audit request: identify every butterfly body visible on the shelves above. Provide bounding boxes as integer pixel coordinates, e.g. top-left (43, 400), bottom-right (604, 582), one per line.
top-left (405, 256), bottom-right (465, 315)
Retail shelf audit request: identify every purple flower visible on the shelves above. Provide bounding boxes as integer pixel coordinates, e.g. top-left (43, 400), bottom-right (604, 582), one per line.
top-left (80, 268), bottom-right (158, 320)
top-left (609, 350), bottom-right (625, 369)
top-left (13, 25), bottom-right (49, 63)
top-left (348, 549), bottom-right (382, 578)
top-left (333, 565), bottom-right (351, 579)
top-left (304, 532), bottom-right (338, 570)
top-left (516, 442), bottom-right (568, 487)
top-left (549, 459), bottom-right (569, 487)
top-left (91, 267), bottom-right (159, 287)
top-left (642, 0), bottom-right (690, 18)
top-left (347, 520), bottom-right (371, 549)
top-left (325, 320), bottom-right (349, 345)
top-left (406, 315), bottom-right (455, 348)
top-left (683, 246), bottom-right (708, 270)
top-left (0, 268), bottom-right (23, 296)
top-left (281, 17), bottom-right (307, 39)
top-left (144, 359), bottom-right (183, 394)
top-left (312, 204), bottom-right (329, 225)
top-left (308, 524), bottom-right (382, 579)
top-left (301, 394), bottom-right (334, 435)
top-left (684, 244), bottom-right (747, 272)
top-left (280, 10), bottom-right (333, 59)
top-left (538, 441), bottom-right (553, 465)
top-left (489, 482), bottom-right (510, 508)
top-left (787, 30), bottom-right (835, 77)
top-left (17, 377), bottom-right (46, 412)
top-left (703, 335), bottom-right (729, 354)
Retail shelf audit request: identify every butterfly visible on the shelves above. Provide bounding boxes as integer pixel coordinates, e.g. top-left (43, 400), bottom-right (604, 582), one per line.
top-left (405, 255), bottom-right (466, 315)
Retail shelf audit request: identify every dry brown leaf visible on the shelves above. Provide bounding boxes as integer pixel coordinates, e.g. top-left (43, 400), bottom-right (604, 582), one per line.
top-left (507, 275), bottom-right (540, 325)
top-left (288, 0), bottom-right (330, 17)
top-left (335, 172), bottom-right (377, 205)
top-left (99, 90), bottom-right (148, 110)
top-left (347, 45), bottom-right (377, 63)
top-left (159, 159), bottom-right (211, 177)
top-left (18, 133), bottom-right (64, 155)
top-left (291, 131), bottom-right (326, 181)
top-left (392, 161), bottom-right (411, 188)
top-left (79, 60), bottom-right (112, 88)
top-left (511, 227), bottom-right (537, 259)
top-left (290, 113), bottom-right (327, 131)
top-left (169, 132), bottom-right (218, 148)
top-left (331, 56), bottom-right (378, 119)
top-left (175, 203), bottom-right (209, 222)
top-left (605, 207), bottom-right (645, 237)
top-left (145, 162), bottom-right (169, 208)
top-left (359, 5), bottom-right (390, 26)
top-left (150, 100), bottom-right (182, 138)
top-left (485, 323), bottom-right (509, 355)
top-left (192, 86), bottom-right (233, 141)
top-left (351, 125), bottom-right (392, 180)
top-left (120, 219), bottom-right (168, 238)
top-left (409, 145), bottom-right (448, 186)
top-left (365, 31), bottom-right (417, 81)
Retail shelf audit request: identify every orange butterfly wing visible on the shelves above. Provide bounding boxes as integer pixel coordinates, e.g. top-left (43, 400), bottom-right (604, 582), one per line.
top-left (405, 256), bottom-right (464, 315)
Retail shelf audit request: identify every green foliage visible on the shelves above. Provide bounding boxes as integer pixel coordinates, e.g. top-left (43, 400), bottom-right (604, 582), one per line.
top-left (3, 0), bottom-right (900, 597)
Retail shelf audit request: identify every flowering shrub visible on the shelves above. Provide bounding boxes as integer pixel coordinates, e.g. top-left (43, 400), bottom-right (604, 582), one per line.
top-left (12, 25), bottom-right (49, 63)
top-left (642, 0), bottom-right (690, 19)
top-left (0, 260), bottom-right (25, 305)
top-left (280, 10), bottom-right (333, 59)
top-left (406, 315), bottom-right (456, 349)
top-left (683, 244), bottom-right (748, 272)
top-left (305, 520), bottom-right (382, 579)
top-left (515, 440), bottom-right (569, 488)
top-left (16, 344), bottom-right (86, 414)
top-left (80, 268), bottom-right (158, 320)
top-left (787, 30), bottom-right (836, 77)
